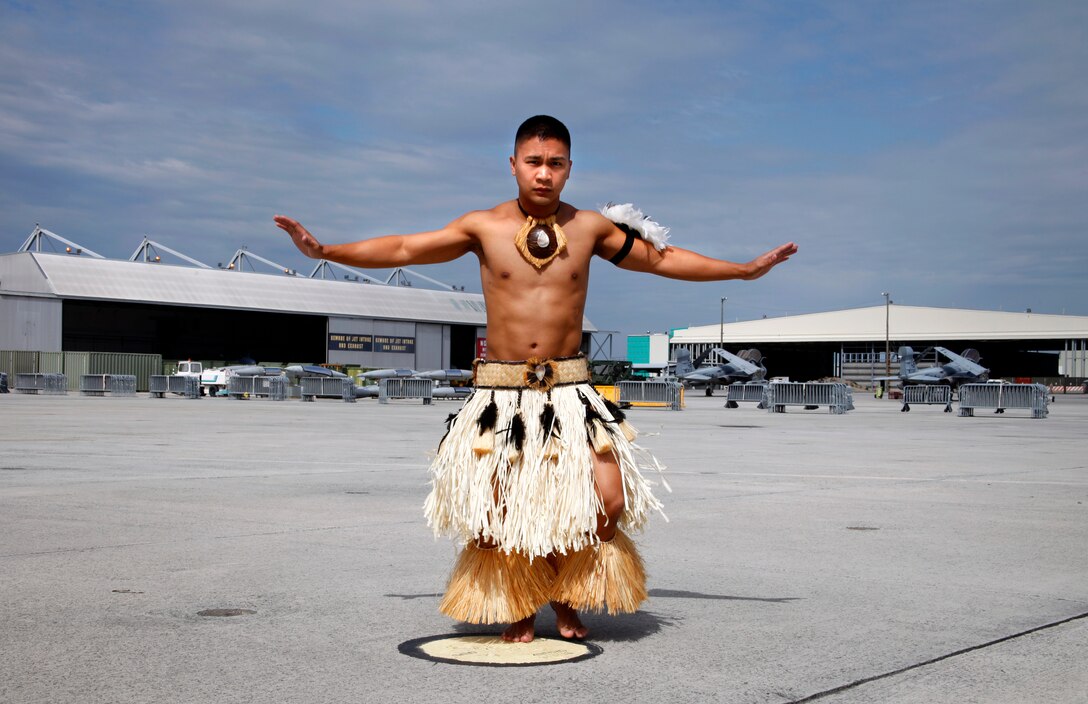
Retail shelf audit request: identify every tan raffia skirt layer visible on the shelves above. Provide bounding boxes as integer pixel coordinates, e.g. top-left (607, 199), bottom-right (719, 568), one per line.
top-left (424, 355), bottom-right (667, 561)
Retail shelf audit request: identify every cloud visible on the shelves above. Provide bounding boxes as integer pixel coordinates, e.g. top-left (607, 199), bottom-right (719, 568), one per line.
top-left (1, 0), bottom-right (1085, 340)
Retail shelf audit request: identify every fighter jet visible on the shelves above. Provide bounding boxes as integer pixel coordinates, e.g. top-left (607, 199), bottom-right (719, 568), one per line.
top-left (358, 367), bottom-right (418, 380)
top-left (354, 367), bottom-right (474, 399)
top-left (357, 368), bottom-right (473, 381)
top-left (283, 364), bottom-right (349, 382)
top-left (674, 347), bottom-right (767, 396)
top-left (413, 369), bottom-right (474, 382)
top-left (892, 346), bottom-right (990, 388)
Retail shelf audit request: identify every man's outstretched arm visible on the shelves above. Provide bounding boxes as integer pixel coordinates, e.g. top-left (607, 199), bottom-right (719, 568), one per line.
top-left (274, 215), bottom-right (476, 267)
top-left (596, 222), bottom-right (796, 281)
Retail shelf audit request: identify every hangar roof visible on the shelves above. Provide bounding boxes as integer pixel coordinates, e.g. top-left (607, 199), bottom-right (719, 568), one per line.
top-left (0, 252), bottom-right (591, 329)
top-left (671, 305), bottom-right (1088, 344)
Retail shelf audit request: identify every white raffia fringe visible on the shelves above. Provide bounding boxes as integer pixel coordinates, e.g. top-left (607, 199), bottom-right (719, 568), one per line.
top-left (424, 383), bottom-right (668, 561)
top-left (599, 202), bottom-right (671, 252)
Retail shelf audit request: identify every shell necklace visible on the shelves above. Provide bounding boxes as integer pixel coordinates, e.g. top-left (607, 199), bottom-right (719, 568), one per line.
top-left (514, 200), bottom-right (567, 269)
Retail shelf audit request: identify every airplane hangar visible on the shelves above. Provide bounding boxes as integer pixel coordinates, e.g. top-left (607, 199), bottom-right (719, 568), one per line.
top-left (0, 247), bottom-right (557, 371)
top-left (666, 305), bottom-right (1088, 384)
top-left (3, 232), bottom-right (1082, 385)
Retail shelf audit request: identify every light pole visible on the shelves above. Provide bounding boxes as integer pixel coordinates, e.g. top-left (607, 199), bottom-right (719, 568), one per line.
top-left (719, 296), bottom-right (728, 349)
top-left (882, 292), bottom-right (891, 388)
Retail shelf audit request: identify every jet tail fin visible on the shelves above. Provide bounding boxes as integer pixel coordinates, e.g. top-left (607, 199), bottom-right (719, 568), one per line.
top-left (674, 349), bottom-right (695, 377)
top-left (740, 348), bottom-right (763, 364)
top-left (898, 346), bottom-right (917, 377)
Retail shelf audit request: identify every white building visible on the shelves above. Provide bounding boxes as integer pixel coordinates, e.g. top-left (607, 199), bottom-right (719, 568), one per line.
top-left (0, 248), bottom-right (595, 370)
top-left (667, 305), bottom-right (1088, 382)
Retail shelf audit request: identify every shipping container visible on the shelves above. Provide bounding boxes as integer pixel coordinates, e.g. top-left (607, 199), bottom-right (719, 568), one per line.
top-left (63, 351), bottom-right (163, 391)
top-left (0, 350), bottom-right (43, 376)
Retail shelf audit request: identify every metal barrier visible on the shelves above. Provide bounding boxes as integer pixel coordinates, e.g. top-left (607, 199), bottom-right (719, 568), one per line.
top-left (301, 376), bottom-right (356, 403)
top-left (79, 374), bottom-right (137, 397)
top-left (228, 375), bottom-right (288, 401)
top-left (14, 373), bottom-right (68, 395)
top-left (958, 383), bottom-right (1049, 419)
top-left (113, 375), bottom-right (137, 396)
top-left (617, 380), bottom-right (684, 410)
top-left (149, 375), bottom-right (168, 396)
top-left (901, 385), bottom-right (953, 412)
top-left (267, 376), bottom-right (287, 401)
top-left (379, 378), bottom-right (434, 405)
top-left (149, 375), bottom-right (202, 399)
top-left (725, 382), bottom-right (768, 408)
top-left (765, 382), bottom-right (853, 414)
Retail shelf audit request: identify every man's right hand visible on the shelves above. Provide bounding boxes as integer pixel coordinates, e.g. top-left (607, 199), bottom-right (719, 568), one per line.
top-left (274, 215), bottom-right (324, 259)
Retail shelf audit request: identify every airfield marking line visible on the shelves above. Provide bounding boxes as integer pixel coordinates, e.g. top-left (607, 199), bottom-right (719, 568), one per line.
top-left (669, 471), bottom-right (1088, 487)
top-left (0, 523), bottom-right (400, 560)
top-left (146, 465), bottom-right (430, 479)
top-left (161, 468), bottom-right (432, 480)
top-left (1, 451), bottom-right (429, 468)
top-left (941, 477), bottom-right (1088, 486)
top-left (0, 468), bottom-right (432, 488)
top-left (670, 471), bottom-right (932, 482)
top-left (784, 610), bottom-right (1088, 703)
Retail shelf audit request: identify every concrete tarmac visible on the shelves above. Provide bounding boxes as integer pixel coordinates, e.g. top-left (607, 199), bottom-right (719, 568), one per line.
top-left (2, 389), bottom-right (1086, 704)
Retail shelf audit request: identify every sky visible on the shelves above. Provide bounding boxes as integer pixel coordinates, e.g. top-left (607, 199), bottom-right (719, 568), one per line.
top-left (2, 1), bottom-right (1086, 342)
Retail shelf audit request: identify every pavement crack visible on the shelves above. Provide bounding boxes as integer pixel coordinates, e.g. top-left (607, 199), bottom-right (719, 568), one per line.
top-left (784, 610), bottom-right (1088, 703)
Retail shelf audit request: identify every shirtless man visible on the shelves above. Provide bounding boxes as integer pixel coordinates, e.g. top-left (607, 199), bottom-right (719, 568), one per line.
top-left (276, 115), bottom-right (796, 643)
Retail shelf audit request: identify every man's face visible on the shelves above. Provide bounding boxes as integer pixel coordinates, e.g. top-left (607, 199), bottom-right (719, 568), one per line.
top-left (510, 137), bottom-right (571, 208)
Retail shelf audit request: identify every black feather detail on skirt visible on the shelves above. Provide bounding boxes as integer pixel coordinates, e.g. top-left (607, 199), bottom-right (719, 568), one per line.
top-left (580, 391), bottom-right (604, 423)
top-left (601, 397), bottom-right (627, 423)
top-left (477, 395), bottom-right (498, 436)
top-left (581, 391), bottom-right (615, 454)
top-left (437, 412), bottom-right (460, 450)
top-left (509, 413), bottom-right (526, 453)
top-left (540, 403), bottom-right (560, 441)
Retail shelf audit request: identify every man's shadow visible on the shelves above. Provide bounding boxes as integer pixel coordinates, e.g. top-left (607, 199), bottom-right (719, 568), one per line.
top-left (388, 588), bottom-right (800, 643)
top-left (448, 608), bottom-right (674, 643)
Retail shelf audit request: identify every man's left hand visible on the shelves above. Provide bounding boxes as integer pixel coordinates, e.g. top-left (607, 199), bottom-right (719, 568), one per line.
top-left (744, 242), bottom-right (798, 280)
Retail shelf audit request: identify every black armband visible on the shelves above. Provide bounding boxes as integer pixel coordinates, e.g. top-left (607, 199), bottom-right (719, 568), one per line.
top-left (608, 225), bottom-right (637, 265)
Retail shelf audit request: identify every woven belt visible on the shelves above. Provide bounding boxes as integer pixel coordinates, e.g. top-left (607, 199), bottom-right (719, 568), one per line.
top-left (473, 355), bottom-right (591, 390)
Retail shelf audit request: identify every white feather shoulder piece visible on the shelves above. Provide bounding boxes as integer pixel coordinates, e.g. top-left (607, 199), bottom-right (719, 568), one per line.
top-left (599, 202), bottom-right (671, 252)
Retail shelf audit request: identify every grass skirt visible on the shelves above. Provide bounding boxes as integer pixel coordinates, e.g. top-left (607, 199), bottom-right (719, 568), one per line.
top-left (424, 370), bottom-right (667, 561)
top-left (438, 543), bottom-right (557, 624)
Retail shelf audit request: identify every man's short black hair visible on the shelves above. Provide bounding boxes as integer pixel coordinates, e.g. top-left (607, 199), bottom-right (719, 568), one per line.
top-left (515, 115), bottom-right (571, 152)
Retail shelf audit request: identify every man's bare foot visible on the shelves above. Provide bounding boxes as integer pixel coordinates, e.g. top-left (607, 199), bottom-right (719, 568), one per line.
top-left (551, 601), bottom-right (589, 639)
top-left (502, 614), bottom-right (536, 643)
